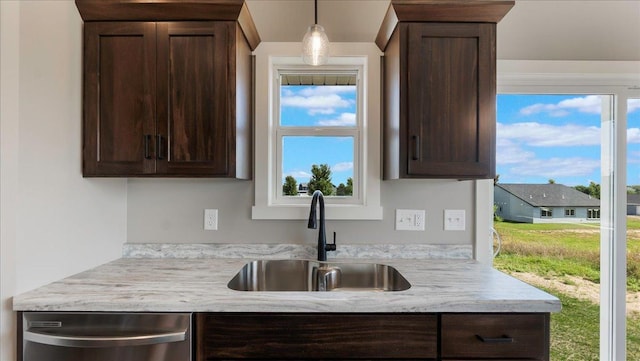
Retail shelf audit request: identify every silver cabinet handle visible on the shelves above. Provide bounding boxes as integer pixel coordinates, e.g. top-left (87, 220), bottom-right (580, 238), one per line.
top-left (24, 328), bottom-right (187, 348)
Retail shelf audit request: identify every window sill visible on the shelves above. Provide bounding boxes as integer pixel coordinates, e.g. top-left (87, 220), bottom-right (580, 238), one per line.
top-left (251, 204), bottom-right (383, 220)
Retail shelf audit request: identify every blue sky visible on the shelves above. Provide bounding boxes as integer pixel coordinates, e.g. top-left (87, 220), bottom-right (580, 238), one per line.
top-left (497, 94), bottom-right (640, 186)
top-left (280, 85), bottom-right (356, 186)
top-left (280, 87), bottom-right (640, 187)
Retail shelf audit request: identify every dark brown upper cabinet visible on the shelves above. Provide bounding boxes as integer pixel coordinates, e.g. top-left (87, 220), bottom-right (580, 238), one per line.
top-left (377, 0), bottom-right (514, 180)
top-left (77, 0), bottom-right (259, 178)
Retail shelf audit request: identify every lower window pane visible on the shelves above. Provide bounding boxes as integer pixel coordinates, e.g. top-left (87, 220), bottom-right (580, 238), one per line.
top-left (282, 136), bottom-right (354, 197)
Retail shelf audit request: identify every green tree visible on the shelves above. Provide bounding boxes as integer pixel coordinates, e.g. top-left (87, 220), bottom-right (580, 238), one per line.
top-left (308, 164), bottom-right (334, 195)
top-left (575, 182), bottom-right (601, 199)
top-left (283, 175), bottom-right (298, 196)
top-left (587, 181), bottom-right (600, 199)
top-left (575, 185), bottom-right (589, 195)
top-left (336, 177), bottom-right (354, 196)
top-left (548, 179), bottom-right (556, 184)
top-left (345, 177), bottom-right (353, 195)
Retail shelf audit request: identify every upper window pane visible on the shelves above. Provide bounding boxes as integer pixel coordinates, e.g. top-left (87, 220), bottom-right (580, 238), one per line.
top-left (280, 74), bottom-right (357, 127)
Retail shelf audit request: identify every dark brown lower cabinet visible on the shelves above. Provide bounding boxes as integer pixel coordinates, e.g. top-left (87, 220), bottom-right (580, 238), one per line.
top-left (194, 313), bottom-right (549, 361)
top-left (441, 313), bottom-right (550, 361)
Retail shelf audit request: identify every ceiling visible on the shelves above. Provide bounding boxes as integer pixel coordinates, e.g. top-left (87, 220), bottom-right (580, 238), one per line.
top-left (245, 0), bottom-right (390, 43)
top-left (245, 0), bottom-right (640, 61)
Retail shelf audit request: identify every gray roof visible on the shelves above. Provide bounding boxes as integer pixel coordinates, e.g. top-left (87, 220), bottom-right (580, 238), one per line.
top-left (496, 183), bottom-right (600, 207)
top-left (629, 194), bottom-right (640, 205)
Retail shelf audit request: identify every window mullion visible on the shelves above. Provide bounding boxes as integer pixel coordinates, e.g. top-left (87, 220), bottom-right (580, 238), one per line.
top-left (600, 94), bottom-right (627, 361)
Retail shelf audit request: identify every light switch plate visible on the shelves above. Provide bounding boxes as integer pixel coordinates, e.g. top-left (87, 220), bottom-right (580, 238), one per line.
top-left (444, 209), bottom-right (465, 231)
top-left (395, 209), bottom-right (425, 231)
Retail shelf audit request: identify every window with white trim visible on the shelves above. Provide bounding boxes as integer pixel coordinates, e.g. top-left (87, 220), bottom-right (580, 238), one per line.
top-left (276, 71), bottom-right (361, 204)
top-left (252, 44), bottom-right (383, 220)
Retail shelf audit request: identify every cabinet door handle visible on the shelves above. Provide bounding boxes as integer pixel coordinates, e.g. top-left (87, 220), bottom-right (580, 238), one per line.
top-left (156, 135), bottom-right (165, 160)
top-left (412, 135), bottom-right (420, 161)
top-left (475, 334), bottom-right (514, 343)
top-left (144, 134), bottom-right (152, 160)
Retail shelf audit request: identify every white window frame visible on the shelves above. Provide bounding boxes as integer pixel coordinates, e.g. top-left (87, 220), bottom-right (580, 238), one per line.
top-left (274, 68), bottom-right (363, 205)
top-left (475, 60), bottom-right (640, 361)
top-left (252, 43), bottom-right (383, 220)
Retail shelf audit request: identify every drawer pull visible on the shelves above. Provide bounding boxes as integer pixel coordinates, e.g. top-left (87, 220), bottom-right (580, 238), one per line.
top-left (144, 134), bottom-right (152, 159)
top-left (156, 135), bottom-right (165, 160)
top-left (475, 334), bottom-right (514, 343)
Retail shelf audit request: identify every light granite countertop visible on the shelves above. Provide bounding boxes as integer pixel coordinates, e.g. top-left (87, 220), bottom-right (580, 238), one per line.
top-left (13, 245), bottom-right (561, 313)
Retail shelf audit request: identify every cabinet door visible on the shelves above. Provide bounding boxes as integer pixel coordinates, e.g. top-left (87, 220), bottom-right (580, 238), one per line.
top-left (405, 23), bottom-right (495, 178)
top-left (83, 22), bottom-right (157, 176)
top-left (156, 22), bottom-right (232, 176)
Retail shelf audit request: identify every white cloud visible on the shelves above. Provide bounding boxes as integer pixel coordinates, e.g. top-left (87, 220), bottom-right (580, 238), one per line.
top-left (299, 86), bottom-right (356, 97)
top-left (629, 128), bottom-right (640, 143)
top-left (317, 113), bottom-right (356, 126)
top-left (282, 93), bottom-right (349, 109)
top-left (629, 99), bottom-right (640, 113)
top-left (497, 122), bottom-right (600, 147)
top-left (332, 162), bottom-right (353, 172)
top-left (284, 170), bottom-right (311, 180)
top-left (520, 95), bottom-right (603, 116)
top-left (496, 138), bottom-right (535, 165)
top-left (508, 157), bottom-right (600, 178)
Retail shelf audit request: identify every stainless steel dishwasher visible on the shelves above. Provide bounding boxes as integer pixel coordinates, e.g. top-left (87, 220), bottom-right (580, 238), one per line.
top-left (22, 312), bottom-right (191, 361)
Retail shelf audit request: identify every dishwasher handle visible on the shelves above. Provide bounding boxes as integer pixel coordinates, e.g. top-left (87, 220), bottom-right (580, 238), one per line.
top-left (24, 328), bottom-right (187, 348)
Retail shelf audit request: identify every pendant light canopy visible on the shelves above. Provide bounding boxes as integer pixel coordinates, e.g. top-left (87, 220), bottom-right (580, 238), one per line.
top-left (302, 0), bottom-right (329, 66)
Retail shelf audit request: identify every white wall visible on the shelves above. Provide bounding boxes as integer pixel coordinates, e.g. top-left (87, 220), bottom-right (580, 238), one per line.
top-left (0, 2), bottom-right (128, 359)
top-left (498, 0), bottom-right (640, 61)
top-left (126, 179), bottom-right (474, 245)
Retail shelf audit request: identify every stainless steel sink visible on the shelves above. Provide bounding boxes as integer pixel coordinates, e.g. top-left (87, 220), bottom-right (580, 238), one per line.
top-left (227, 259), bottom-right (411, 292)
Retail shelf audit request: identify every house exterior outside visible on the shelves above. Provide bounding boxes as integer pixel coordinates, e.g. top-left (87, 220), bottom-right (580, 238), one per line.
top-left (495, 184), bottom-right (601, 223)
top-left (629, 194), bottom-right (640, 216)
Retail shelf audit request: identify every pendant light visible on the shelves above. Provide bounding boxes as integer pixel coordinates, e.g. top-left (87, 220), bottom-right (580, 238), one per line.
top-left (302, 0), bottom-right (329, 66)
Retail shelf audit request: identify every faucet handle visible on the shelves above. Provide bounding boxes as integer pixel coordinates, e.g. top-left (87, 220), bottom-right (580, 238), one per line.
top-left (326, 231), bottom-right (337, 252)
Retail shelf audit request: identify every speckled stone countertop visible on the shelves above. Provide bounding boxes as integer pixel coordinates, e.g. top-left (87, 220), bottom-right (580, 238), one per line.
top-left (13, 244), bottom-right (560, 313)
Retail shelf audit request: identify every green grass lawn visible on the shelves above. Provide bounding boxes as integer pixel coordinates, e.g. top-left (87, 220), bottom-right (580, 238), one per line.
top-left (493, 217), bottom-right (640, 360)
top-left (494, 218), bottom-right (640, 291)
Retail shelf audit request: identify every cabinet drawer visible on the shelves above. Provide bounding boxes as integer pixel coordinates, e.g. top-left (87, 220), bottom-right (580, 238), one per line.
top-left (441, 313), bottom-right (549, 360)
top-left (195, 313), bottom-right (437, 360)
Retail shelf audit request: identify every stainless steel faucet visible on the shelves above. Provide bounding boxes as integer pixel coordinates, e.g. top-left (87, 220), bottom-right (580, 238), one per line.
top-left (307, 190), bottom-right (336, 261)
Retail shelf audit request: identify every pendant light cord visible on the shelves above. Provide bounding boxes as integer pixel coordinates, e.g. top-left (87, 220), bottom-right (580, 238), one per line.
top-left (314, 0), bottom-right (318, 25)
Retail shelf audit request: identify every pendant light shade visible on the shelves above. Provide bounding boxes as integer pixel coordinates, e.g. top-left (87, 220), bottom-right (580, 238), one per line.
top-left (302, 0), bottom-right (329, 66)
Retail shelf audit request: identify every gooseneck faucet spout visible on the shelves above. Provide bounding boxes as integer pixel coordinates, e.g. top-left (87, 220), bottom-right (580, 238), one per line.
top-left (308, 190), bottom-right (336, 261)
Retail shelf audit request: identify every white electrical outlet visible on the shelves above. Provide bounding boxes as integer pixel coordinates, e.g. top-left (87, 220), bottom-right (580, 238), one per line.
top-left (204, 209), bottom-right (218, 230)
top-left (444, 209), bottom-right (465, 231)
top-left (395, 209), bottom-right (426, 231)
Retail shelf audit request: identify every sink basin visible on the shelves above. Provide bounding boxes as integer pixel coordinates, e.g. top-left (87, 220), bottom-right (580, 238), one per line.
top-left (227, 259), bottom-right (411, 292)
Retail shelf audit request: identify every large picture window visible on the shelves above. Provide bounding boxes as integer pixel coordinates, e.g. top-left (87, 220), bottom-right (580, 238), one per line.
top-left (489, 64), bottom-right (640, 360)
